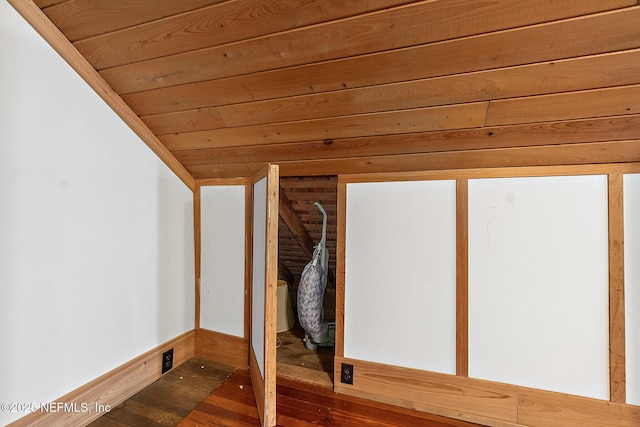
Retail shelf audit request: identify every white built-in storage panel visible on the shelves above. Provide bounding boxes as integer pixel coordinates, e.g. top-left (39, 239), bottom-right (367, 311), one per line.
top-left (467, 175), bottom-right (609, 400)
top-left (624, 173), bottom-right (640, 405)
top-left (344, 180), bottom-right (457, 374)
top-left (200, 185), bottom-right (246, 337)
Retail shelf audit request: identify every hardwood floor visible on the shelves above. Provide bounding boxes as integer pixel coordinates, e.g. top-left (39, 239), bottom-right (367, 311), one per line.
top-left (276, 324), bottom-right (334, 388)
top-left (91, 358), bottom-right (484, 427)
top-left (181, 369), bottom-right (483, 427)
top-left (88, 358), bottom-right (235, 427)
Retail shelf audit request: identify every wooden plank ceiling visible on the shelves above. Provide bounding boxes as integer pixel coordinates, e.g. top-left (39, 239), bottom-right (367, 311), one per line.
top-left (26, 0), bottom-right (640, 279)
top-left (32, 0), bottom-right (640, 179)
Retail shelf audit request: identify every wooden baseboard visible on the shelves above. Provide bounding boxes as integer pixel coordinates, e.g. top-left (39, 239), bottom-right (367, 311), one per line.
top-left (334, 356), bottom-right (640, 427)
top-left (194, 328), bottom-right (249, 369)
top-left (334, 356), bottom-right (519, 427)
top-left (8, 330), bottom-right (195, 427)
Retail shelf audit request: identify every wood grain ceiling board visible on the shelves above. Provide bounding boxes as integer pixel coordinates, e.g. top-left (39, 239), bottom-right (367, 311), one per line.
top-left (21, 0), bottom-right (640, 182)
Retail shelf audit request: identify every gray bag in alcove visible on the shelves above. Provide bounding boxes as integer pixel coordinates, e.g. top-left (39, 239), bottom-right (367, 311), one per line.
top-left (297, 260), bottom-right (326, 339)
top-left (296, 202), bottom-right (333, 350)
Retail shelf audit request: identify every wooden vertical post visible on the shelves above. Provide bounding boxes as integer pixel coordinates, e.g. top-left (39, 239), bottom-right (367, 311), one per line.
top-left (335, 180), bottom-right (347, 360)
top-left (194, 183), bottom-right (201, 329)
top-left (456, 179), bottom-right (469, 377)
top-left (608, 172), bottom-right (626, 403)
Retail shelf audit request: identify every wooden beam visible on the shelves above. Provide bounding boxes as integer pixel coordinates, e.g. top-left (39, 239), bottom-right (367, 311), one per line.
top-left (194, 184), bottom-right (201, 329)
top-left (456, 179), bottom-right (469, 377)
top-left (279, 188), bottom-right (315, 259)
top-left (608, 173), bottom-right (626, 403)
top-left (6, 0), bottom-right (195, 191)
top-left (335, 180), bottom-right (347, 360)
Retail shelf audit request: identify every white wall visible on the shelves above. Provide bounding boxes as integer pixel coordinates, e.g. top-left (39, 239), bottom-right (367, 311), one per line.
top-left (0, 3), bottom-right (194, 425)
top-left (467, 175), bottom-right (609, 399)
top-left (342, 174), bottom-right (612, 401)
top-left (344, 180), bottom-right (457, 374)
top-left (200, 185), bottom-right (245, 337)
top-left (625, 173), bottom-right (640, 405)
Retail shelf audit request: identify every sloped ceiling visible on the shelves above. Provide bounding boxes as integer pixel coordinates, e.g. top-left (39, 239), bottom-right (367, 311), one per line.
top-left (10, 0), bottom-right (640, 279)
top-left (20, 0), bottom-right (640, 180)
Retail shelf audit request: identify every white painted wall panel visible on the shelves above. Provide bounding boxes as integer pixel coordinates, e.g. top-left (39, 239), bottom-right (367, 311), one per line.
top-left (200, 185), bottom-right (245, 337)
top-left (0, 4), bottom-right (194, 425)
top-left (344, 180), bottom-right (457, 374)
top-left (624, 173), bottom-right (640, 405)
top-left (468, 175), bottom-right (609, 399)
top-left (252, 177), bottom-right (267, 376)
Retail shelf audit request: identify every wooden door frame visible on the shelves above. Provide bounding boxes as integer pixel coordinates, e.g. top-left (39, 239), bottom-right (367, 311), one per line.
top-left (249, 164), bottom-right (279, 427)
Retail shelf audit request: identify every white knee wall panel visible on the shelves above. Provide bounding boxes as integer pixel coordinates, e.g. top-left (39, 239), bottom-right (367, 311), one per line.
top-left (624, 173), bottom-right (640, 405)
top-left (200, 185), bottom-right (246, 337)
top-left (468, 175), bottom-right (609, 400)
top-left (344, 180), bottom-right (457, 374)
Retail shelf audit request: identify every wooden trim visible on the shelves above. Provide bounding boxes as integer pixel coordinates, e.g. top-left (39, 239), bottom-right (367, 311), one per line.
top-left (335, 181), bottom-right (347, 360)
top-left (249, 164), bottom-right (278, 427)
top-left (608, 173), bottom-right (626, 403)
top-left (266, 140), bottom-right (640, 177)
top-left (334, 356), bottom-right (519, 427)
top-left (518, 388), bottom-right (640, 427)
top-left (334, 356), bottom-right (640, 427)
top-left (339, 162), bottom-right (640, 183)
top-left (196, 177), bottom-right (252, 339)
top-left (6, 0), bottom-right (195, 192)
top-left (263, 164), bottom-right (279, 427)
top-left (194, 184), bottom-right (201, 329)
top-left (8, 331), bottom-right (195, 427)
top-left (194, 328), bottom-right (249, 369)
top-left (245, 181), bottom-right (253, 342)
top-left (197, 177), bottom-right (251, 186)
top-left (456, 179), bottom-right (469, 377)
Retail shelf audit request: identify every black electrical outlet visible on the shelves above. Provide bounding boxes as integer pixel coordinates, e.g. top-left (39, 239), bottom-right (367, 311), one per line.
top-left (162, 348), bottom-right (174, 374)
top-left (340, 362), bottom-right (354, 385)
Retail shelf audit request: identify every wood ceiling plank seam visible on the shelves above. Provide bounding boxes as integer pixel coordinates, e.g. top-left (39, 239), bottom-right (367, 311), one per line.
top-left (142, 106), bottom-right (228, 135)
top-left (34, 0), bottom-right (69, 9)
top-left (485, 84), bottom-right (640, 126)
top-left (71, 0), bottom-right (417, 69)
top-left (160, 83), bottom-right (640, 147)
top-left (137, 47), bottom-right (640, 134)
top-left (159, 102), bottom-right (489, 151)
top-left (98, 4), bottom-right (640, 94)
top-left (120, 44), bottom-right (640, 119)
top-left (40, 0), bottom-right (230, 42)
top-left (86, 0), bottom-right (629, 70)
top-left (239, 140), bottom-right (640, 178)
top-left (172, 114), bottom-right (640, 166)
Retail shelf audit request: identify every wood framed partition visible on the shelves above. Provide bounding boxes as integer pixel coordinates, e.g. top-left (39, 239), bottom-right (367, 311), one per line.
top-left (194, 178), bottom-right (252, 369)
top-left (249, 165), bottom-right (279, 427)
top-left (334, 163), bottom-right (640, 427)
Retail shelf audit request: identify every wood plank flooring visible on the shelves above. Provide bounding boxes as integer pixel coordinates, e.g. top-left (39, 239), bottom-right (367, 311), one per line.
top-left (88, 358), bottom-right (235, 427)
top-left (181, 369), bottom-right (484, 427)
top-left (90, 357), bottom-right (484, 427)
top-left (276, 324), bottom-right (334, 388)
